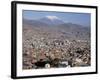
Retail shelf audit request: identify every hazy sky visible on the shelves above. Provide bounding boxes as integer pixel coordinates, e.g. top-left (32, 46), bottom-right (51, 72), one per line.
top-left (23, 10), bottom-right (91, 26)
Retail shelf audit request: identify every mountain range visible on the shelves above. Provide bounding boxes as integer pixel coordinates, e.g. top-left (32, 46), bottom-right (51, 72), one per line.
top-left (23, 16), bottom-right (90, 41)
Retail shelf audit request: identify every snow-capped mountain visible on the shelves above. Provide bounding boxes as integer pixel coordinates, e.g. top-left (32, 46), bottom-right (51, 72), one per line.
top-left (23, 16), bottom-right (90, 41)
top-left (39, 16), bottom-right (64, 25)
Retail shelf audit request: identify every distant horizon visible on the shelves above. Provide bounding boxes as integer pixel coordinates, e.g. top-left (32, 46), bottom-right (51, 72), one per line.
top-left (23, 10), bottom-right (91, 27)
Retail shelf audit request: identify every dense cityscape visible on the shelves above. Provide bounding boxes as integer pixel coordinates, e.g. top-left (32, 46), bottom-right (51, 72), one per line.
top-left (22, 18), bottom-right (91, 69)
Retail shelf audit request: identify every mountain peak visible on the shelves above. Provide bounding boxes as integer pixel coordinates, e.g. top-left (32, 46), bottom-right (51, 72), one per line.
top-left (39, 16), bottom-right (64, 25)
top-left (45, 16), bottom-right (60, 21)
